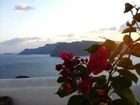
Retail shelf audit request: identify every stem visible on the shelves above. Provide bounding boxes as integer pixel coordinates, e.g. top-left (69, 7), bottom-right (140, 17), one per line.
top-left (111, 70), bottom-right (117, 75)
top-left (108, 8), bottom-right (140, 81)
top-left (133, 37), bottom-right (140, 43)
top-left (128, 27), bottom-right (132, 59)
top-left (136, 32), bottom-right (140, 36)
top-left (106, 42), bottom-right (130, 90)
top-left (136, 23), bottom-right (140, 30)
top-left (107, 6), bottom-right (140, 96)
top-left (108, 90), bottom-right (114, 96)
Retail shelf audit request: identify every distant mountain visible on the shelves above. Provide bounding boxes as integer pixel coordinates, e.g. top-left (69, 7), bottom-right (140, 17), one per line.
top-left (19, 43), bottom-right (58, 55)
top-left (19, 41), bottom-right (102, 56)
top-left (50, 41), bottom-right (101, 56)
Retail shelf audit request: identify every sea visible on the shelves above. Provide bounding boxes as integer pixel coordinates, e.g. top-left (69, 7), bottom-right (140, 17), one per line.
top-left (0, 54), bottom-right (62, 79)
top-left (0, 54), bottom-right (140, 84)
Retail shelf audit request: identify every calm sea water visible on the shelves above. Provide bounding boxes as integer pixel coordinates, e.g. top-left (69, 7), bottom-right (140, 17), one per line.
top-left (0, 54), bottom-right (62, 79)
top-left (0, 54), bottom-right (140, 84)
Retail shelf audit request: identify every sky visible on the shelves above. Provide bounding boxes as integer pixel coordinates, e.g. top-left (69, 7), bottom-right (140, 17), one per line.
top-left (0, 0), bottom-right (139, 53)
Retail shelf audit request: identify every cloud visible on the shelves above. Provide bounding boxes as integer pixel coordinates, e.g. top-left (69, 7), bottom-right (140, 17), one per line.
top-left (0, 37), bottom-right (41, 45)
top-left (15, 4), bottom-right (34, 11)
top-left (109, 27), bottom-right (117, 31)
top-left (0, 37), bottom-right (50, 53)
top-left (99, 27), bottom-right (117, 31)
top-left (0, 38), bottom-right (25, 45)
top-left (56, 33), bottom-right (81, 42)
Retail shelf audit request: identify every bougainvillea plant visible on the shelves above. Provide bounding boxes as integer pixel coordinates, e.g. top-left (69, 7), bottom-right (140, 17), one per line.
top-left (55, 3), bottom-right (140, 105)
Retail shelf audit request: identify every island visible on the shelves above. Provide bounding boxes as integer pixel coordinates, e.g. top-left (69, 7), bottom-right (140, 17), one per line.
top-left (19, 41), bottom-right (102, 57)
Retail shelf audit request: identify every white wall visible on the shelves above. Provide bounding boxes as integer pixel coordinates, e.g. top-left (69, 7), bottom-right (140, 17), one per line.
top-left (0, 77), bottom-right (70, 105)
top-left (0, 77), bottom-right (140, 105)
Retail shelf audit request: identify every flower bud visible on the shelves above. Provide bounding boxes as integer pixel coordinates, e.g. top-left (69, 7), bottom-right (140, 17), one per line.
top-left (56, 64), bottom-right (62, 71)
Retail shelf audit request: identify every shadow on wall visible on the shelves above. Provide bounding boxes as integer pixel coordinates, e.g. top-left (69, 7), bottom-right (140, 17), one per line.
top-left (0, 96), bottom-right (13, 105)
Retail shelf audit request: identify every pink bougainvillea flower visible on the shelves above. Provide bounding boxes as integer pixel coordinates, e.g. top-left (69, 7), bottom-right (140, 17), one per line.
top-left (64, 59), bottom-right (80, 67)
top-left (87, 46), bottom-right (110, 75)
top-left (60, 70), bottom-right (75, 78)
top-left (60, 52), bottom-right (74, 67)
top-left (60, 52), bottom-right (73, 62)
top-left (78, 76), bottom-right (93, 93)
top-left (96, 89), bottom-right (106, 96)
top-left (72, 59), bottom-right (80, 66)
top-left (60, 70), bottom-right (67, 77)
top-left (66, 83), bottom-right (72, 93)
top-left (104, 62), bottom-right (112, 71)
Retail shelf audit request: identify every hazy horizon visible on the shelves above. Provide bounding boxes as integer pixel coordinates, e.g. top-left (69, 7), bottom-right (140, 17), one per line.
top-left (0, 30), bottom-right (127, 53)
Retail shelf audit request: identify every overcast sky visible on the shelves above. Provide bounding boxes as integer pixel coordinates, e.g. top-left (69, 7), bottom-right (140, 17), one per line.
top-left (0, 0), bottom-right (139, 53)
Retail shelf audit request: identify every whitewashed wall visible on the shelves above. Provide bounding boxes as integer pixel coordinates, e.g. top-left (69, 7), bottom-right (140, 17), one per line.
top-left (0, 77), bottom-right (69, 105)
top-left (0, 77), bottom-right (140, 105)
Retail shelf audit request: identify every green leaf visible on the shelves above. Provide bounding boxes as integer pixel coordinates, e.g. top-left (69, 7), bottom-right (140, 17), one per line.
top-left (137, 101), bottom-right (140, 105)
top-left (122, 27), bottom-right (136, 33)
top-left (118, 69), bottom-right (138, 83)
top-left (126, 21), bottom-right (131, 26)
top-left (94, 82), bottom-right (107, 89)
top-left (74, 65), bottom-right (89, 77)
top-left (109, 99), bottom-right (128, 105)
top-left (111, 76), bottom-right (132, 89)
top-left (93, 75), bottom-right (108, 89)
top-left (93, 75), bottom-right (106, 83)
top-left (103, 39), bottom-right (117, 52)
top-left (88, 88), bottom-right (99, 99)
top-left (117, 57), bottom-right (134, 69)
top-left (116, 88), bottom-right (137, 105)
top-left (133, 13), bottom-right (140, 22)
top-left (68, 95), bottom-right (90, 105)
top-left (109, 42), bottom-right (123, 63)
top-left (123, 35), bottom-right (133, 45)
top-left (57, 77), bottom-right (66, 83)
top-left (134, 63), bottom-right (140, 75)
top-left (85, 44), bottom-right (101, 54)
top-left (56, 82), bottom-right (77, 97)
top-left (124, 3), bottom-right (134, 13)
top-left (132, 20), bottom-right (136, 26)
top-left (131, 43), bottom-right (140, 57)
top-left (87, 88), bottom-right (100, 104)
